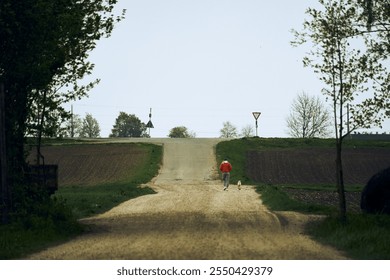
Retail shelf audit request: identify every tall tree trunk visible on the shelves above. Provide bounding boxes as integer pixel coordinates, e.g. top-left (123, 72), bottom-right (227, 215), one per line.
top-left (0, 83), bottom-right (10, 224)
top-left (336, 138), bottom-right (347, 224)
top-left (36, 90), bottom-right (47, 166)
top-left (336, 38), bottom-right (347, 224)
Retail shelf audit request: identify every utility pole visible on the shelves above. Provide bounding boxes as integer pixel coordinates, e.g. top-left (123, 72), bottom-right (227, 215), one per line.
top-left (71, 104), bottom-right (74, 138)
top-left (145, 108), bottom-right (154, 137)
top-left (347, 103), bottom-right (350, 137)
top-left (0, 82), bottom-right (9, 224)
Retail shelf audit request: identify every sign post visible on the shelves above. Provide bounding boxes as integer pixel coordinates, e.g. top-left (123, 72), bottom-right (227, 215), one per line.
top-left (145, 108), bottom-right (154, 137)
top-left (252, 112), bottom-right (261, 137)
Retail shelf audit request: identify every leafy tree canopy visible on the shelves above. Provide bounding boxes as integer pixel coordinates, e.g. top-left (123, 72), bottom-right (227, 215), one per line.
top-left (0, 0), bottom-right (124, 172)
top-left (0, 0), bottom-right (124, 223)
top-left (81, 113), bottom-right (101, 138)
top-left (110, 112), bottom-right (147, 138)
top-left (168, 126), bottom-right (195, 138)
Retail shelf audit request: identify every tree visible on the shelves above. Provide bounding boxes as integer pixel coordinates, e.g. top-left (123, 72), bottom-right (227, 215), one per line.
top-left (240, 125), bottom-right (255, 138)
top-left (220, 121), bottom-right (238, 138)
top-left (292, 0), bottom-right (390, 223)
top-left (0, 0), bottom-right (123, 223)
top-left (61, 114), bottom-right (83, 138)
top-left (360, 0), bottom-right (389, 58)
top-left (81, 113), bottom-right (100, 138)
top-left (110, 112), bottom-right (147, 138)
top-left (168, 126), bottom-right (196, 138)
top-left (286, 92), bottom-right (331, 138)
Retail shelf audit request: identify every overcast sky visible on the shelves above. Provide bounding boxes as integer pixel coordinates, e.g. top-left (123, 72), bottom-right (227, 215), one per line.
top-left (66, 0), bottom-right (389, 138)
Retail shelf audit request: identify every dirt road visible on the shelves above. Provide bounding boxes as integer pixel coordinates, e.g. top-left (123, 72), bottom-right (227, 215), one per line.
top-left (27, 138), bottom-right (346, 259)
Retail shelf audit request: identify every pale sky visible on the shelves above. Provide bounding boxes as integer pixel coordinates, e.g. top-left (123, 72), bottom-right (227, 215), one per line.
top-left (66, 0), bottom-right (389, 138)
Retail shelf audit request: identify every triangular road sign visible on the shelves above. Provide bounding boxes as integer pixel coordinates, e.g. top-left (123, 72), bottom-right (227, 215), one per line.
top-left (146, 120), bottom-right (154, 128)
top-left (252, 112), bottom-right (261, 120)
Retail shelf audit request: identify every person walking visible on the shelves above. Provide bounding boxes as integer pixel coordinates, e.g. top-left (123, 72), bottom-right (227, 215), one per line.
top-left (219, 159), bottom-right (232, 191)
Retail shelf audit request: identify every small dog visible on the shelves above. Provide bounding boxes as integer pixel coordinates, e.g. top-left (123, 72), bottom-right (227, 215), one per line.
top-left (237, 180), bottom-right (242, 190)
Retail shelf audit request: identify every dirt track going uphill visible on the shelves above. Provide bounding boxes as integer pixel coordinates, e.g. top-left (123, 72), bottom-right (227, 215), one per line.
top-left (27, 138), bottom-right (346, 260)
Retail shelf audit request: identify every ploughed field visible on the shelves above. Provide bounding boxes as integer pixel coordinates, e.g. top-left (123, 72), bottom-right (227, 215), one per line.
top-left (27, 143), bottom-right (151, 187)
top-left (246, 147), bottom-right (390, 212)
top-left (247, 147), bottom-right (390, 185)
top-left (27, 138), bottom-right (349, 260)
top-left (28, 144), bottom-right (390, 189)
top-left (26, 139), bottom-right (390, 259)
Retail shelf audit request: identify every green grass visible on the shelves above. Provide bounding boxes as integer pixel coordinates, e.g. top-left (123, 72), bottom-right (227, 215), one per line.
top-left (270, 183), bottom-right (363, 192)
top-left (216, 137), bottom-right (339, 184)
top-left (0, 141), bottom-right (162, 259)
top-left (255, 184), bottom-right (334, 214)
top-left (53, 142), bottom-right (162, 219)
top-left (217, 137), bottom-right (390, 259)
top-left (257, 183), bottom-right (390, 259)
top-left (56, 182), bottom-right (156, 219)
top-left (0, 193), bottom-right (84, 259)
top-left (308, 214), bottom-right (390, 259)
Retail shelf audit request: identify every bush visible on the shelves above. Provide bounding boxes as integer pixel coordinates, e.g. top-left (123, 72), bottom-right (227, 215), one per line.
top-left (0, 183), bottom-right (82, 259)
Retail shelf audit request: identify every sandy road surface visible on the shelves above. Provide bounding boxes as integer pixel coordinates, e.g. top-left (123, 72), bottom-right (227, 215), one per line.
top-left (27, 138), bottom-right (346, 259)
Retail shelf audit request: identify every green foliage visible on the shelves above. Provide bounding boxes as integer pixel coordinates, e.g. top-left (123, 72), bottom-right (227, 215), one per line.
top-left (0, 184), bottom-right (82, 259)
top-left (80, 113), bottom-right (101, 138)
top-left (255, 184), bottom-right (331, 214)
top-left (52, 143), bottom-right (161, 219)
top-left (256, 182), bottom-right (390, 259)
top-left (216, 137), bottom-right (336, 184)
top-left (360, 0), bottom-right (389, 58)
top-left (292, 0), bottom-right (389, 135)
top-left (307, 214), bottom-right (390, 259)
top-left (0, 0), bottom-right (125, 224)
top-left (56, 183), bottom-right (156, 219)
top-left (292, 0), bottom-right (390, 223)
top-left (0, 142), bottom-right (162, 259)
top-left (54, 143), bottom-right (162, 219)
top-left (168, 126), bottom-right (195, 138)
top-left (216, 137), bottom-right (390, 185)
top-left (221, 137), bottom-right (390, 259)
top-left (110, 112), bottom-right (147, 137)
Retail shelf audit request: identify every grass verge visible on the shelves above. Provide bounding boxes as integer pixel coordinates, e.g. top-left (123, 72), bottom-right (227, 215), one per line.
top-left (54, 143), bottom-right (162, 219)
top-left (0, 142), bottom-right (162, 259)
top-left (56, 182), bottom-right (156, 219)
top-left (217, 137), bottom-right (390, 259)
top-left (257, 184), bottom-right (390, 259)
top-left (0, 197), bottom-right (83, 259)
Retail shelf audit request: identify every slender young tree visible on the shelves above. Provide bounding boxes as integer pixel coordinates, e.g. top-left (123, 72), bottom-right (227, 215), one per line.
top-left (286, 92), bottom-right (331, 138)
top-left (240, 125), bottom-right (255, 138)
top-left (220, 121), bottom-right (238, 138)
top-left (292, 0), bottom-right (390, 223)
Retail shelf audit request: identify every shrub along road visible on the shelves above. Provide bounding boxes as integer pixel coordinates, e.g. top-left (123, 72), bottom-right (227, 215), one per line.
top-left (27, 138), bottom-right (346, 259)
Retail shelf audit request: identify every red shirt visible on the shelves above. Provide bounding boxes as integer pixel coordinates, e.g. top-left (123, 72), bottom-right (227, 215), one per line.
top-left (220, 161), bottom-right (232, 173)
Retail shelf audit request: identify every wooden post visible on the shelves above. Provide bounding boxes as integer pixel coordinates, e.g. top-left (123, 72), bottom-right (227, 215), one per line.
top-left (0, 82), bottom-right (9, 224)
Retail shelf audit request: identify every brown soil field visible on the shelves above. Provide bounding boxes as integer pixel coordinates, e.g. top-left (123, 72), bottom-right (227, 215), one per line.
top-left (27, 144), bottom-right (151, 187)
top-left (27, 139), bottom-right (348, 260)
top-left (247, 147), bottom-right (390, 185)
